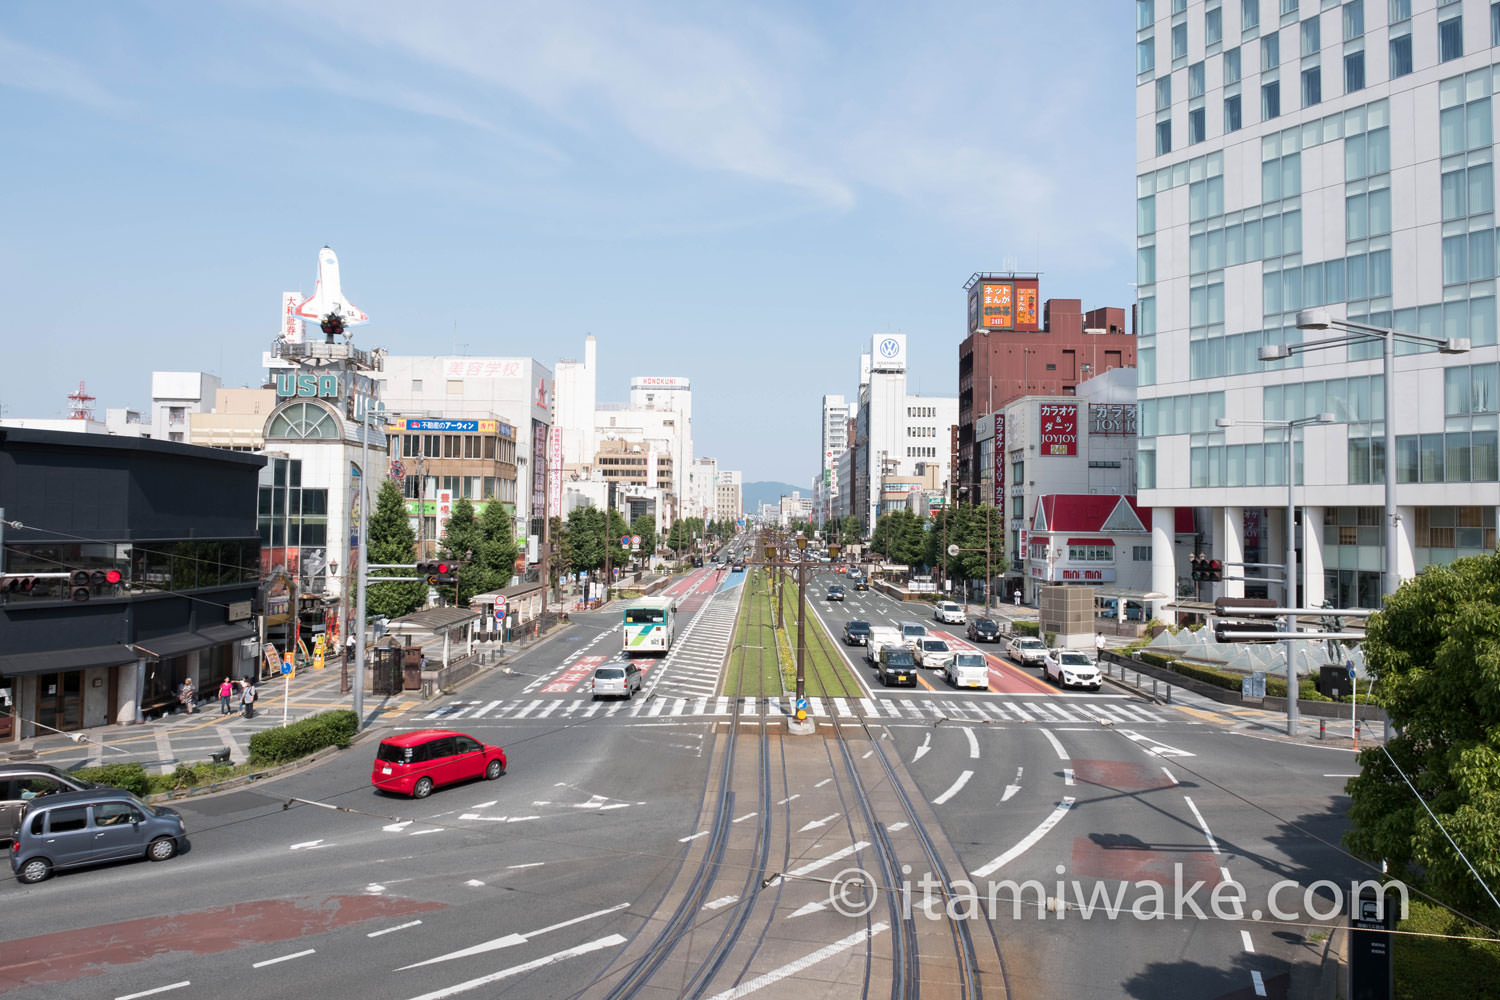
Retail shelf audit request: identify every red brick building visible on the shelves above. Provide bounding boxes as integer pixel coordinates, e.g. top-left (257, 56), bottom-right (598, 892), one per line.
top-left (956, 273), bottom-right (1135, 500)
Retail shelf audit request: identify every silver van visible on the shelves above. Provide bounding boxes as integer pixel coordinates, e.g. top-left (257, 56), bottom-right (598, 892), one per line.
top-left (591, 661), bottom-right (643, 699)
top-left (0, 763), bottom-right (97, 845)
top-left (899, 621), bottom-right (929, 648)
top-left (10, 788), bottom-right (186, 883)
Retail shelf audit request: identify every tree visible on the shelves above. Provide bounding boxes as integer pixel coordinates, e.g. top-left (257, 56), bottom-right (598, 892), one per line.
top-left (871, 510), bottom-right (925, 567)
top-left (438, 498), bottom-right (483, 605)
top-left (630, 514), bottom-right (657, 561)
top-left (838, 515), bottom-right (862, 546)
top-left (366, 478), bottom-right (426, 619)
top-left (472, 500), bottom-right (520, 598)
top-left (564, 506), bottom-right (604, 577)
top-left (1345, 551), bottom-right (1500, 920)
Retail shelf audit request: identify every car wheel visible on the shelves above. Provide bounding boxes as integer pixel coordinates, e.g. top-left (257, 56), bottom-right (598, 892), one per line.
top-left (147, 836), bottom-right (177, 862)
top-left (413, 777), bottom-right (434, 799)
top-left (485, 759), bottom-right (504, 780)
top-left (17, 858), bottom-right (50, 884)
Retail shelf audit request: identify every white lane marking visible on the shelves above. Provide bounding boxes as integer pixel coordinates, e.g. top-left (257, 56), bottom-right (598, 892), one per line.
top-left (777, 794), bottom-right (800, 805)
top-left (1251, 969), bottom-right (1267, 996)
top-left (733, 812), bottom-right (758, 824)
top-left (1063, 768), bottom-right (1075, 786)
top-left (253, 949), bottom-right (315, 968)
top-left (787, 900), bottom-right (827, 918)
top-left (1041, 728), bottom-right (1069, 760)
top-left (798, 813), bottom-right (840, 832)
top-left (369, 921), bottom-right (423, 937)
top-left (888, 822), bottom-right (908, 832)
top-left (1161, 767), bottom-right (1179, 786)
top-left (1183, 795), bottom-right (1221, 855)
top-left (384, 821), bottom-right (414, 833)
top-left (703, 895), bottom-right (738, 910)
top-left (506, 862), bottom-right (545, 870)
top-left (1323, 773), bottom-right (1360, 778)
top-left (289, 840), bottom-right (326, 850)
top-left (397, 903), bottom-right (631, 969)
top-left (962, 726), bottom-right (980, 759)
top-left (705, 924), bottom-right (889, 1000)
top-left (1241, 929), bottom-right (1255, 953)
top-left (409, 828), bottom-right (444, 836)
top-left (814, 778), bottom-right (832, 788)
top-left (913, 732), bottom-right (932, 763)
top-left (862, 750), bottom-right (873, 759)
top-left (400, 934), bottom-right (628, 1000)
top-left (767, 841), bottom-right (872, 886)
top-left (472, 800), bottom-right (498, 809)
top-left (1001, 766), bottom-right (1023, 803)
top-left (117, 984), bottom-right (191, 1000)
top-left (932, 769), bottom-right (975, 806)
top-left (971, 798), bottom-right (1076, 879)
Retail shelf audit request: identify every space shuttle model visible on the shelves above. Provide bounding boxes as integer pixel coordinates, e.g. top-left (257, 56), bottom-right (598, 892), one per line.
top-left (294, 246), bottom-right (368, 338)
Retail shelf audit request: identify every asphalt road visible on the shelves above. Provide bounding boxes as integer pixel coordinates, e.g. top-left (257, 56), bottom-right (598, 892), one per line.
top-left (0, 564), bottom-right (1368, 1000)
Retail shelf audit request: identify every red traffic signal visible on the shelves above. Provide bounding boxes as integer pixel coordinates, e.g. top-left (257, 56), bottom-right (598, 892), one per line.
top-left (1207, 559), bottom-right (1223, 583)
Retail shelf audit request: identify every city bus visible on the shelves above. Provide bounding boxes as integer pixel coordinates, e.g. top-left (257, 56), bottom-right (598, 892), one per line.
top-left (622, 597), bottom-right (676, 654)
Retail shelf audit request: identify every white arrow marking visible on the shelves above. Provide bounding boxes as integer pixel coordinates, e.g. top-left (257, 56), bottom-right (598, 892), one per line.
top-left (962, 726), bottom-right (980, 759)
top-left (933, 770), bottom-right (974, 805)
top-left (777, 794), bottom-right (801, 805)
top-left (913, 732), bottom-right (932, 762)
top-left (798, 813), bottom-right (840, 833)
top-left (703, 895), bottom-right (738, 910)
top-left (396, 903), bottom-right (630, 970)
top-left (1002, 785), bottom-right (1021, 802)
top-left (461, 814), bottom-right (509, 822)
top-left (383, 821), bottom-right (414, 833)
top-left (888, 822), bottom-right (908, 832)
top-left (971, 798), bottom-right (1076, 879)
top-left (289, 840), bottom-right (325, 850)
top-left (787, 900), bottom-right (828, 918)
top-left (465, 879), bottom-right (485, 887)
top-left (703, 924), bottom-right (889, 1000)
top-left (399, 934), bottom-right (628, 1000)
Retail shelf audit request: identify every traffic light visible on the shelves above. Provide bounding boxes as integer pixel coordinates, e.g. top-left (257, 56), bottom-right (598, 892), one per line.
top-left (1190, 554), bottom-right (1207, 580)
top-left (418, 561), bottom-right (442, 584)
top-left (1206, 558), bottom-right (1223, 583)
top-left (68, 569), bottom-right (123, 601)
top-left (5, 576), bottom-right (35, 595)
top-left (437, 561), bottom-right (460, 585)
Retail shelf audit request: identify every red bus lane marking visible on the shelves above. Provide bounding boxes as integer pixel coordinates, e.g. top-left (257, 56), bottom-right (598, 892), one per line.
top-left (543, 656), bottom-right (606, 694)
top-left (935, 630), bottom-right (1053, 694)
top-left (1068, 759), bottom-right (1221, 888)
top-left (0, 895), bottom-right (446, 990)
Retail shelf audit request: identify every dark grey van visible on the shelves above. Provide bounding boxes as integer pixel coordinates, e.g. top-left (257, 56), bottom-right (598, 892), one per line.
top-left (10, 788), bottom-right (186, 884)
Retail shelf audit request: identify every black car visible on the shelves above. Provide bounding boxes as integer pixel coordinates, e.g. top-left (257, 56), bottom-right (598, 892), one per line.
top-left (843, 620), bottom-right (871, 645)
top-left (827, 585), bottom-right (845, 602)
top-left (967, 617), bottom-right (1001, 642)
top-left (876, 646), bottom-right (918, 687)
top-left (853, 580), bottom-right (869, 591)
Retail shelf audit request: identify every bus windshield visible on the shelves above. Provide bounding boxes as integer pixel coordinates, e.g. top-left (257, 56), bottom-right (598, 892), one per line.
top-left (625, 609), bottom-right (665, 624)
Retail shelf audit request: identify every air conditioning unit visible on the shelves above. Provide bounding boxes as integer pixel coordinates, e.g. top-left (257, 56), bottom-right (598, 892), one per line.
top-left (239, 638), bottom-right (260, 659)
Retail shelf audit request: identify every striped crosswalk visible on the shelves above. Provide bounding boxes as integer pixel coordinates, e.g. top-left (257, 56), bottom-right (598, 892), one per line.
top-left (416, 693), bottom-right (1169, 726)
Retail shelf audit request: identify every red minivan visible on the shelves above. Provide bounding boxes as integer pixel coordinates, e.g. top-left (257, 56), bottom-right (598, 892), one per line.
top-left (371, 729), bottom-right (507, 799)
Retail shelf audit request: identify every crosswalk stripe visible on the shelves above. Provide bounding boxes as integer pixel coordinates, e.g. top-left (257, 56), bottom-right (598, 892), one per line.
top-left (513, 700), bottom-right (541, 719)
top-left (1006, 701), bottom-right (1036, 722)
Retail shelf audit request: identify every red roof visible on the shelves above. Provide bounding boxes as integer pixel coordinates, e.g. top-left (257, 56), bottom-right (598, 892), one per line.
top-left (1031, 495), bottom-right (1194, 535)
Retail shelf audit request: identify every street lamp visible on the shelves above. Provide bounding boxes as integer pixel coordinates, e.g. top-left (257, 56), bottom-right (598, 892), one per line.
top-left (1279, 307), bottom-right (1470, 600)
top-left (1216, 411), bottom-right (1334, 736)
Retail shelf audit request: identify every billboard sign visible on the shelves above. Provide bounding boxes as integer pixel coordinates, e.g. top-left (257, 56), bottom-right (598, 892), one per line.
top-left (1015, 279), bottom-right (1040, 330)
top-left (1039, 403), bottom-right (1078, 456)
top-left (631, 376), bottom-right (691, 389)
top-left (281, 292), bottom-right (304, 345)
top-left (870, 334), bottom-right (906, 373)
top-left (444, 359), bottom-right (524, 379)
top-left (548, 425), bottom-right (563, 519)
top-left (276, 373), bottom-right (340, 399)
top-left (980, 282), bottom-right (1013, 330)
top-left (993, 414), bottom-right (1005, 506)
top-left (437, 490), bottom-right (454, 540)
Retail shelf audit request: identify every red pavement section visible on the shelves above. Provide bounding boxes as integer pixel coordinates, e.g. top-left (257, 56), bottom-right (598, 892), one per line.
top-left (543, 655), bottom-right (607, 693)
top-left (930, 629), bottom-right (1055, 694)
top-left (1068, 758), bottom-right (1221, 887)
top-left (0, 895), bottom-right (445, 991)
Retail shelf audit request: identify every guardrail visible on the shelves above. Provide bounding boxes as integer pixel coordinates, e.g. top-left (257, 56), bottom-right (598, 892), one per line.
top-left (1098, 651), bottom-right (1173, 704)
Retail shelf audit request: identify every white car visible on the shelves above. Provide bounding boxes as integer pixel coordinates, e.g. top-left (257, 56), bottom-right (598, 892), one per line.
top-left (915, 637), bottom-right (955, 670)
top-left (933, 601), bottom-right (966, 624)
top-left (1042, 649), bottom-right (1103, 690)
top-left (1007, 635), bottom-right (1049, 667)
top-left (945, 652), bottom-right (990, 689)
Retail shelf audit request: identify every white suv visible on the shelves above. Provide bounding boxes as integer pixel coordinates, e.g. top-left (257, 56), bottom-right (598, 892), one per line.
top-left (933, 601), bottom-right (966, 624)
top-left (1042, 649), bottom-right (1103, 690)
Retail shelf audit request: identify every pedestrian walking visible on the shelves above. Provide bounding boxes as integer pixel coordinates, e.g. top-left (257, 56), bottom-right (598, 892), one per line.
top-left (179, 677), bottom-right (197, 713)
top-left (218, 677), bottom-right (234, 715)
top-left (1095, 632), bottom-right (1107, 657)
top-left (240, 678), bottom-right (257, 719)
top-left (1013, 590), bottom-right (1022, 608)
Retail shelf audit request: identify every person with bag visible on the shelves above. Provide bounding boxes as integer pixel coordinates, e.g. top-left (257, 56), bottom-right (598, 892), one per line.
top-left (240, 678), bottom-right (257, 719)
top-left (179, 677), bottom-right (197, 714)
top-left (218, 677), bottom-right (235, 715)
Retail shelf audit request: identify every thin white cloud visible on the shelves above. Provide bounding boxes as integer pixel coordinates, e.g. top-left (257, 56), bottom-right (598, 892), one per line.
top-left (0, 33), bottom-right (130, 111)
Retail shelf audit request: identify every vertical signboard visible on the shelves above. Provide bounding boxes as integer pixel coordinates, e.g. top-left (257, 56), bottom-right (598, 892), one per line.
top-left (993, 414), bottom-right (1006, 505)
top-left (1039, 403), bottom-right (1078, 456)
top-left (1015, 279), bottom-right (1040, 332)
top-left (437, 489), bottom-right (454, 541)
top-left (281, 292), bottom-right (304, 344)
top-left (530, 419), bottom-right (547, 525)
top-left (548, 425), bottom-right (563, 520)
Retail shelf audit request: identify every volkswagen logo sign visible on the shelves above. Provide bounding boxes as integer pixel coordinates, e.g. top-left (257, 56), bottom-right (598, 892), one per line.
top-left (877, 337), bottom-right (901, 359)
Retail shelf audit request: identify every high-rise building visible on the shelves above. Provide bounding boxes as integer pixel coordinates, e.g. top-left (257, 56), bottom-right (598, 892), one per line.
top-left (715, 469), bottom-right (743, 523)
top-left (819, 395), bottom-right (850, 525)
top-left (1136, 0), bottom-right (1500, 614)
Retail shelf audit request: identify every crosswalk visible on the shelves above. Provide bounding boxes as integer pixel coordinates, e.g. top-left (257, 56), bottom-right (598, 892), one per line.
top-left (416, 693), bottom-right (1169, 726)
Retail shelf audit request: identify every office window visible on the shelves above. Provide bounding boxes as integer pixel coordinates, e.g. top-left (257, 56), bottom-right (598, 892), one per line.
top-left (1190, 61), bottom-right (1206, 98)
top-left (1302, 66), bottom-right (1322, 106)
top-left (1344, 0), bottom-right (1364, 39)
top-left (1281, 0), bottom-right (1298, 14)
top-left (1138, 0), bottom-right (1155, 29)
top-left (1157, 75), bottom-right (1173, 111)
top-left (1139, 38), bottom-right (1156, 73)
top-left (1244, 0), bottom-right (1261, 30)
top-left (1472, 163), bottom-right (1494, 214)
top-left (1440, 15), bottom-right (1463, 62)
top-left (1262, 32), bottom-right (1280, 70)
top-left (1262, 80), bottom-right (1281, 120)
top-left (1225, 94), bottom-right (1244, 131)
top-left (1494, 2), bottom-right (1500, 46)
top-left (1174, 0), bottom-right (1187, 11)
top-left (1139, 245), bottom-right (1157, 285)
top-left (1301, 16), bottom-right (1320, 55)
top-left (1471, 230), bottom-right (1496, 280)
top-left (1344, 50), bottom-right (1365, 92)
top-left (1389, 0), bottom-right (1409, 22)
top-left (1369, 187), bottom-right (1390, 235)
top-left (1389, 33), bottom-right (1412, 77)
top-left (1138, 195), bottom-right (1157, 236)
top-left (1173, 22), bottom-right (1188, 60)
top-left (1156, 118), bottom-right (1173, 154)
top-left (1207, 6), bottom-right (1223, 44)
top-left (1189, 105), bottom-right (1207, 141)
top-left (1347, 193), bottom-right (1369, 240)
top-left (1442, 168), bottom-right (1467, 219)
top-left (1225, 46), bottom-right (1242, 83)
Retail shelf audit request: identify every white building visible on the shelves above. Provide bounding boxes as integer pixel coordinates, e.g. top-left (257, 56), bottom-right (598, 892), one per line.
top-left (554, 335), bottom-right (597, 471)
top-left (689, 456), bottom-right (719, 523)
top-left (151, 372), bottom-right (221, 443)
top-left (716, 469), bottom-right (743, 522)
top-left (593, 376), bottom-right (694, 531)
top-left (1136, 0), bottom-right (1500, 614)
top-left (819, 394), bottom-right (850, 525)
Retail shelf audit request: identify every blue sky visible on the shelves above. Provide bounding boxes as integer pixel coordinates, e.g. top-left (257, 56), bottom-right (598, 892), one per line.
top-left (0, 1), bottom-right (1136, 483)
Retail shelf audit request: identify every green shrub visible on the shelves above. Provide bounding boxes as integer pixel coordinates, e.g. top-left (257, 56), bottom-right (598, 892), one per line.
top-left (1166, 660), bottom-right (1244, 692)
top-left (75, 762), bottom-right (151, 796)
top-left (1044, 631), bottom-right (1057, 647)
top-left (1138, 649), bottom-right (1178, 669)
top-left (248, 709), bottom-right (359, 765)
top-left (1013, 621), bottom-right (1039, 637)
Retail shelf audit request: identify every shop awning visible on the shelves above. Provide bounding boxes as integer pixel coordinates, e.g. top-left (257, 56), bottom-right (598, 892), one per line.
top-left (0, 643), bottom-right (138, 677)
top-left (1066, 537), bottom-right (1115, 545)
top-left (131, 631), bottom-right (215, 660)
top-left (197, 623), bottom-right (256, 645)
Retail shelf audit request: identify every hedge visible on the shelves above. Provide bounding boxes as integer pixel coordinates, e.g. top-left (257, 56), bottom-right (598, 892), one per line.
top-left (75, 762), bottom-right (151, 796)
top-left (248, 709), bottom-right (359, 765)
top-left (1012, 621), bottom-right (1039, 637)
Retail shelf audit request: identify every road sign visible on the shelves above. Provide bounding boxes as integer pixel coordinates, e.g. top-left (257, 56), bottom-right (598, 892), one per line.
top-left (281, 652), bottom-right (294, 676)
top-left (620, 535), bottom-right (630, 546)
top-left (796, 696), bottom-right (809, 721)
top-left (313, 635), bottom-right (325, 670)
top-left (390, 460), bottom-right (405, 479)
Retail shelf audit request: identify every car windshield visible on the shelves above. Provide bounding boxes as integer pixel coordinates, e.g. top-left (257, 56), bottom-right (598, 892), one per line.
top-left (1019, 638), bottom-right (1045, 649)
top-left (885, 650), bottom-right (916, 666)
top-left (848, 621), bottom-right (869, 631)
top-left (922, 640), bottom-right (949, 652)
top-left (375, 742), bottom-right (415, 763)
top-left (1059, 652), bottom-right (1093, 666)
top-left (954, 654), bottom-right (985, 667)
top-left (975, 619), bottom-right (995, 629)
top-left (595, 667), bottom-right (625, 679)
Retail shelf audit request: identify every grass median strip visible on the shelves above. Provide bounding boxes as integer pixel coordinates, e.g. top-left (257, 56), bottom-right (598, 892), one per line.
top-left (721, 568), bottom-right (864, 699)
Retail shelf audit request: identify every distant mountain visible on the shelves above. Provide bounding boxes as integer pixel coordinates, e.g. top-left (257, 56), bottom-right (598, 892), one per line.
top-left (741, 481), bottom-right (806, 514)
